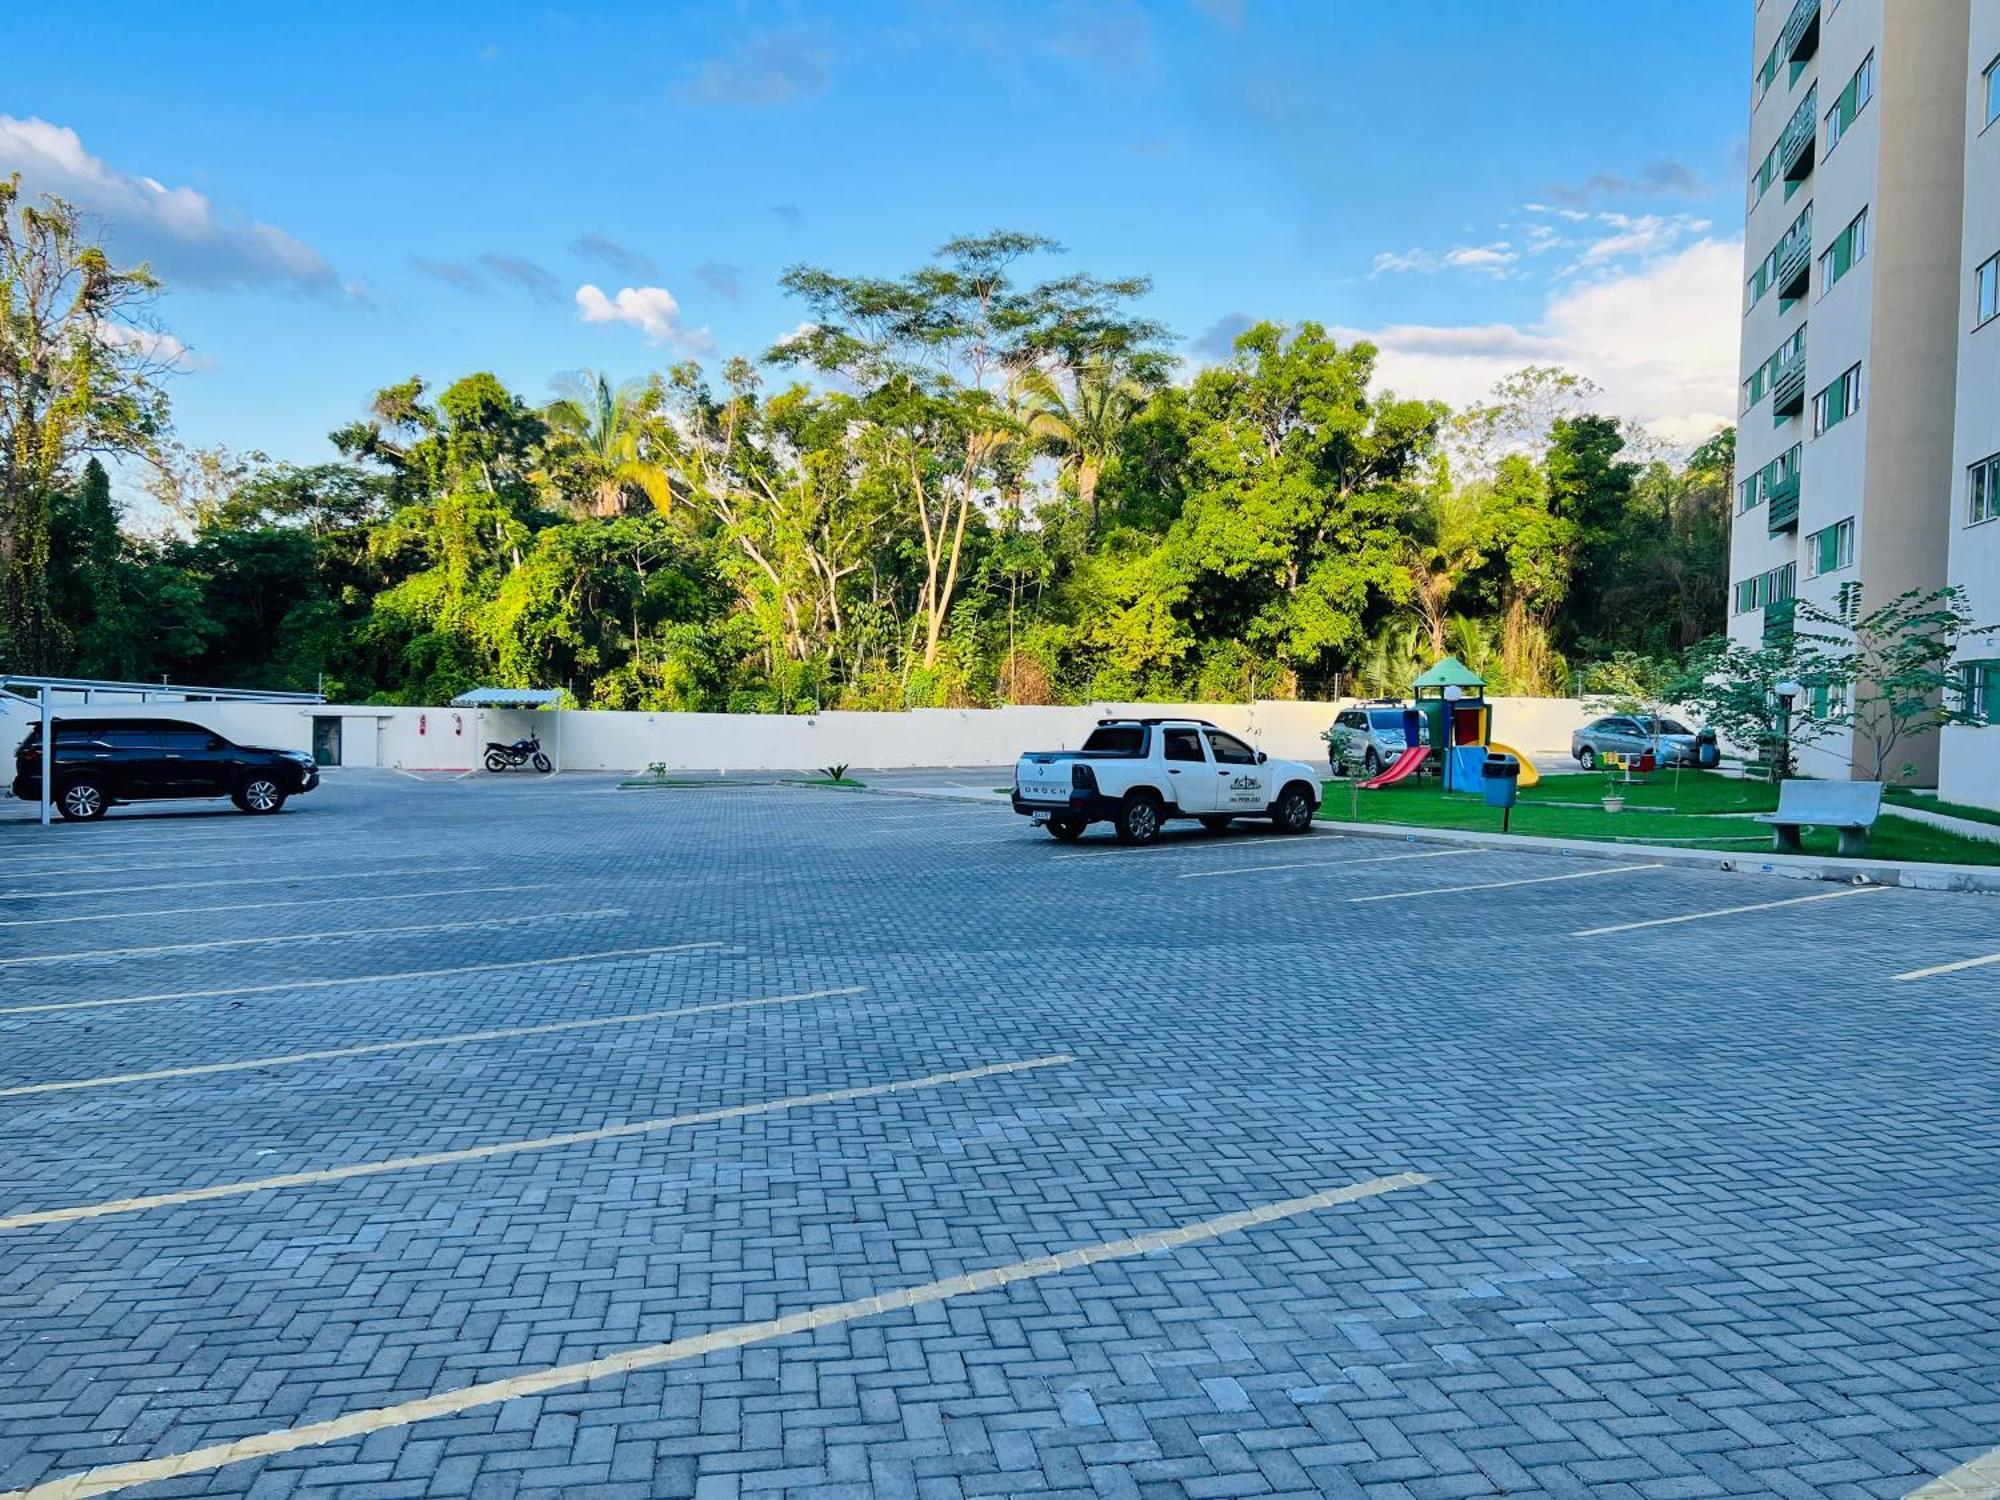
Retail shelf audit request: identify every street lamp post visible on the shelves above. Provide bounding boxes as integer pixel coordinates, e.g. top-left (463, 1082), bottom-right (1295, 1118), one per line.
top-left (1773, 679), bottom-right (1802, 782)
top-left (1440, 684), bottom-right (1463, 791)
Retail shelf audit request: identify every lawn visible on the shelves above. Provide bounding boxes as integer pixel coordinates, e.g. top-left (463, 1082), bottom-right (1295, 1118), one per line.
top-left (1319, 770), bottom-right (2000, 866)
top-left (1886, 786), bottom-right (2000, 830)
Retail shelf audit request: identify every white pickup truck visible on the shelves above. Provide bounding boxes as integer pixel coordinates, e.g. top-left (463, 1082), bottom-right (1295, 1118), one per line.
top-left (1012, 718), bottom-right (1323, 844)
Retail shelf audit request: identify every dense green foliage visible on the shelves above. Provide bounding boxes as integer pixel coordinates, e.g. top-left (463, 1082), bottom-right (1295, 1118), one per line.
top-left (11, 217), bottom-right (1733, 705)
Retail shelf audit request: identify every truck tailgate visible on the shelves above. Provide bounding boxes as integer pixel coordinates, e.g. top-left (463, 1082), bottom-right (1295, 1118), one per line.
top-left (1015, 756), bottom-right (1075, 805)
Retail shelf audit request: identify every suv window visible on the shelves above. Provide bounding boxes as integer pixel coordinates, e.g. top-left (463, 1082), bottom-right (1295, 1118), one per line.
top-left (1205, 730), bottom-right (1257, 765)
top-left (1337, 711), bottom-right (1365, 729)
top-left (1161, 728), bottom-right (1206, 763)
top-left (156, 729), bottom-right (218, 752)
top-left (104, 728), bottom-right (162, 750)
top-left (1367, 710), bottom-right (1405, 730)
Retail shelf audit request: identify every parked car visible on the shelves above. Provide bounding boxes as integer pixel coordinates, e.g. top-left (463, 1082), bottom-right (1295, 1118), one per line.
top-left (1013, 718), bottom-right (1322, 844)
top-left (11, 718), bottom-right (320, 821)
top-left (1570, 714), bottom-right (1700, 770)
top-left (1326, 705), bottom-right (1432, 777)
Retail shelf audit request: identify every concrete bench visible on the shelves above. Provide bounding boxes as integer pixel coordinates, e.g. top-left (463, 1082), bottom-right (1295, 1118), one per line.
top-left (1755, 779), bottom-right (1884, 857)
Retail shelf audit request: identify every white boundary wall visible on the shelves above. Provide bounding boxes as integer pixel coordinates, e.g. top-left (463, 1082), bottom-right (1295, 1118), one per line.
top-left (0, 695), bottom-right (1596, 774)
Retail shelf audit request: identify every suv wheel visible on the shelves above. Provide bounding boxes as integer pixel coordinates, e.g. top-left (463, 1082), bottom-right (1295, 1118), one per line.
top-left (1046, 814), bottom-right (1086, 842)
top-left (1363, 747), bottom-right (1381, 777)
top-left (233, 775), bottom-right (288, 814)
top-left (58, 778), bottom-right (110, 821)
top-left (1114, 793), bottom-right (1163, 846)
top-left (1272, 784), bottom-right (1314, 834)
top-left (1577, 745), bottom-right (1597, 770)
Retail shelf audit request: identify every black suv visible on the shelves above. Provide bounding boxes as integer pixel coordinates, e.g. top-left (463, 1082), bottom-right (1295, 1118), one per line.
top-left (11, 718), bottom-right (320, 820)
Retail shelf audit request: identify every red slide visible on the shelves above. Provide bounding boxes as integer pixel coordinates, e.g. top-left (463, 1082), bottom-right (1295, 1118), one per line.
top-left (1358, 745), bottom-right (1429, 790)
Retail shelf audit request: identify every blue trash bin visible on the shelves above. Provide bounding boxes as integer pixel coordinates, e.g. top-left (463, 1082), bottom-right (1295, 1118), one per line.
top-left (1482, 753), bottom-right (1520, 811)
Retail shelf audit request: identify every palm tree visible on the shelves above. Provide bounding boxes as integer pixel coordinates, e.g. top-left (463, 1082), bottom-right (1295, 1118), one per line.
top-left (539, 371), bottom-right (674, 519)
top-left (1403, 485), bottom-right (1485, 658)
top-left (1018, 359), bottom-right (1148, 531)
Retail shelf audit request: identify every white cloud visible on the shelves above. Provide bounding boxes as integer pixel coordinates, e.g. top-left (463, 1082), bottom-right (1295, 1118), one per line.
top-left (575, 283), bottom-right (716, 353)
top-left (1442, 242), bottom-right (1516, 275)
top-left (1567, 212), bottom-right (1711, 272)
top-left (1371, 247), bottom-right (1434, 275)
top-left (0, 115), bottom-right (339, 294)
top-left (96, 319), bottom-right (207, 370)
top-left (672, 29), bottom-right (829, 106)
top-left (773, 320), bottom-right (820, 348)
top-left (1340, 238), bottom-right (1741, 444)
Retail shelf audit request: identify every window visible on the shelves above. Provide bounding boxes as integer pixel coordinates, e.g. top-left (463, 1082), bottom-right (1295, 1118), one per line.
top-left (1818, 208), bottom-right (1867, 295)
top-left (1751, 142), bottom-right (1779, 206)
top-left (1985, 56), bottom-right (2000, 129)
top-left (1976, 254), bottom-right (1999, 329)
top-left (1205, 730), bottom-right (1257, 765)
top-left (1824, 52), bottom-right (1875, 154)
top-left (1756, 39), bottom-right (1780, 97)
top-left (1813, 364), bottom-right (1862, 436)
top-left (1080, 725), bottom-right (1144, 755)
top-left (1957, 661), bottom-right (2000, 723)
top-left (1764, 562), bottom-right (1797, 606)
top-left (156, 729), bottom-right (219, 753)
top-left (1734, 578), bottom-right (1759, 614)
top-left (1161, 728), bottom-right (1206, 763)
top-left (104, 728), bottom-right (161, 750)
top-left (1970, 452), bottom-right (2000, 525)
top-left (1738, 474), bottom-right (1764, 512)
top-left (1806, 517), bottom-right (1855, 577)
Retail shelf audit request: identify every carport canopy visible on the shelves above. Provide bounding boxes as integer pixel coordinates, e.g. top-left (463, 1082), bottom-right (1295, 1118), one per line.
top-left (450, 688), bottom-right (565, 773)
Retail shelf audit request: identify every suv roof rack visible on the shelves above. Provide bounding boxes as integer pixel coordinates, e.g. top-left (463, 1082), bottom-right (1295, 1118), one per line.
top-left (1095, 717), bottom-right (1219, 728)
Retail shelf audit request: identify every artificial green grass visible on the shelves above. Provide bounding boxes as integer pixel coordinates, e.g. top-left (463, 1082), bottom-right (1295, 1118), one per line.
top-left (1319, 772), bottom-right (2000, 866)
top-left (786, 776), bottom-right (867, 789)
top-left (1886, 786), bottom-right (2000, 830)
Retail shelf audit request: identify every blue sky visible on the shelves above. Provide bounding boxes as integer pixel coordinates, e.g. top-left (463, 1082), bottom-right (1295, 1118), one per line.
top-left (6, 0), bottom-right (1751, 470)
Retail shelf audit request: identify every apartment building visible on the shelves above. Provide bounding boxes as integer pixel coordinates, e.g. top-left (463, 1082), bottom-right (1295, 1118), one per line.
top-left (1940, 0), bottom-right (2000, 805)
top-left (1729, 0), bottom-right (1971, 787)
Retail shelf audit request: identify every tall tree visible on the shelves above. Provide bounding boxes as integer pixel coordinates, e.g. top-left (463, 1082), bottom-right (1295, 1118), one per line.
top-left (0, 178), bottom-right (169, 667)
top-left (537, 371), bottom-right (674, 519)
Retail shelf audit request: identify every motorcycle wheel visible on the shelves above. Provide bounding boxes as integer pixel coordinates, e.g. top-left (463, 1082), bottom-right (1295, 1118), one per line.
top-left (532, 753), bottom-right (553, 773)
top-left (484, 751), bottom-right (509, 772)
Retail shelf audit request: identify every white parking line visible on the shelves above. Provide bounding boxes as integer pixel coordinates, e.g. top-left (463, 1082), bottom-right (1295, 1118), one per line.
top-left (3, 1170), bottom-right (1427, 1498)
top-left (0, 838), bottom-right (341, 868)
top-left (0, 883), bottom-right (554, 929)
top-left (1178, 849), bottom-right (1476, 880)
top-left (0, 908), bottom-right (630, 968)
top-left (1895, 949), bottom-right (2000, 982)
top-left (1050, 836), bottom-right (1341, 862)
top-left (0, 942), bottom-right (724, 1017)
top-left (0, 864), bottom-right (478, 902)
top-left (1572, 884), bottom-right (1886, 937)
top-left (1350, 863), bottom-right (1664, 903)
top-left (0, 986), bottom-right (867, 1098)
top-left (0, 1054), bottom-right (1074, 1231)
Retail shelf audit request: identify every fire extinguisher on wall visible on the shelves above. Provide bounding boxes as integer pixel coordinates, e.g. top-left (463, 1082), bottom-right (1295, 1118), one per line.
top-left (419, 713), bottom-right (428, 735)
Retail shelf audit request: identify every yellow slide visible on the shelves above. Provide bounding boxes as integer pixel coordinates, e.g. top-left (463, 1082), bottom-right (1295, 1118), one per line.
top-left (1485, 740), bottom-right (1541, 787)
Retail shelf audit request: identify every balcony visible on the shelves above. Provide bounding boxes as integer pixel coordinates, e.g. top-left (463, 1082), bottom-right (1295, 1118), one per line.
top-left (1779, 84), bottom-right (1818, 184)
top-left (1781, 0), bottom-right (1821, 65)
top-left (1763, 596), bottom-right (1797, 646)
top-left (1766, 472), bottom-right (1800, 534)
top-left (1775, 205), bottom-right (1813, 303)
top-left (1771, 327), bottom-right (1808, 420)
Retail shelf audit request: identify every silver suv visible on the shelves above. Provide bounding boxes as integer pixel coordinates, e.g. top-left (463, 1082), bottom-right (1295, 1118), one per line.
top-left (1326, 705), bottom-right (1431, 778)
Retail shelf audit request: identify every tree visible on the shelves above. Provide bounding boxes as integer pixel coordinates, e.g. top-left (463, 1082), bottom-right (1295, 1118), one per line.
top-left (537, 371), bottom-right (674, 519)
top-left (1802, 585), bottom-right (1999, 782)
top-left (0, 177), bottom-right (170, 666)
top-left (1671, 634), bottom-right (1842, 777)
top-left (1403, 481), bottom-right (1485, 659)
top-left (1019, 353), bottom-right (1164, 534)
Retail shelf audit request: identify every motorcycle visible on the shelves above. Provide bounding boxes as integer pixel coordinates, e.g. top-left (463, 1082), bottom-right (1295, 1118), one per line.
top-left (484, 734), bottom-right (553, 773)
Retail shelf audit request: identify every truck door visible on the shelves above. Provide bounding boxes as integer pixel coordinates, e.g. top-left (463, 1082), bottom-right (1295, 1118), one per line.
top-left (1159, 727), bottom-right (1212, 812)
top-left (1203, 729), bottom-right (1269, 813)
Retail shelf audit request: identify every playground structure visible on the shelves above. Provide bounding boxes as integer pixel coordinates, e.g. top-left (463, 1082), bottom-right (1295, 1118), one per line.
top-left (1356, 656), bottom-right (1541, 791)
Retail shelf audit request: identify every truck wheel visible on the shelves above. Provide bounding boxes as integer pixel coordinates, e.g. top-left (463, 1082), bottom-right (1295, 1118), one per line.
top-left (57, 778), bottom-right (110, 821)
top-left (1199, 815), bottom-right (1233, 833)
top-left (1272, 783), bottom-right (1314, 834)
top-left (1046, 814), bottom-right (1086, 842)
top-left (1114, 793), bottom-right (1163, 846)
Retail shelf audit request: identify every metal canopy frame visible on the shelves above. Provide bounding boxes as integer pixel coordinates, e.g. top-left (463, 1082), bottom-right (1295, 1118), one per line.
top-left (448, 687), bottom-right (564, 775)
top-left (2, 674), bottom-right (327, 828)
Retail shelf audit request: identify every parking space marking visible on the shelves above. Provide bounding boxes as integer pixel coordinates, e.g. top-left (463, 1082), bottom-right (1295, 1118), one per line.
top-left (1178, 849), bottom-right (1477, 880)
top-left (0, 908), bottom-right (630, 969)
top-left (1, 1170), bottom-right (1426, 1498)
top-left (1049, 835), bottom-right (1342, 862)
top-left (0, 865), bottom-right (478, 902)
top-left (0, 883), bottom-right (555, 929)
top-left (1350, 862), bottom-right (1663, 903)
top-left (1895, 949), bottom-right (2000, 982)
top-left (0, 942), bottom-right (723, 1017)
top-left (0, 1054), bottom-right (1073, 1231)
top-left (0, 986), bottom-right (867, 1098)
top-left (1906, 1447), bottom-right (2000, 1498)
top-left (1572, 884), bottom-right (1886, 937)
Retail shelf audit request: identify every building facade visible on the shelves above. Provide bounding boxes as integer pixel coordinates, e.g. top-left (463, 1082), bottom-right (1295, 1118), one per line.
top-left (1940, 0), bottom-right (2000, 806)
top-left (1729, 0), bottom-right (1980, 791)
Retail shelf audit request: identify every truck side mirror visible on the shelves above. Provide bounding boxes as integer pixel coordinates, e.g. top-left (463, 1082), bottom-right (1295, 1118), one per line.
top-left (1255, 750), bottom-right (1267, 764)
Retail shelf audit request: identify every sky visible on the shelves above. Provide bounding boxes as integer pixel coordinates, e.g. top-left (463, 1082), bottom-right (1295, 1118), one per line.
top-left (5, 0), bottom-right (1752, 474)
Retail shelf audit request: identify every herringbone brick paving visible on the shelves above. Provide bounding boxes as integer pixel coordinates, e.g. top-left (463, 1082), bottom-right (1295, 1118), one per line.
top-left (1, 772), bottom-right (1998, 1496)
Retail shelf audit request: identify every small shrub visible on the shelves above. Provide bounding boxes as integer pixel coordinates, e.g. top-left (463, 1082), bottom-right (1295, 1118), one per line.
top-left (820, 763), bottom-right (850, 783)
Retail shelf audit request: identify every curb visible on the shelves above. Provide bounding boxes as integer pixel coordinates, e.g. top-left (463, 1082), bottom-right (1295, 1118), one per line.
top-left (1311, 818), bottom-right (2000, 894)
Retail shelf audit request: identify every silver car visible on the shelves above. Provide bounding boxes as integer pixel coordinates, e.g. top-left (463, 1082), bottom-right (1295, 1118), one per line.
top-left (1327, 705), bottom-right (1431, 777)
top-left (1571, 715), bottom-right (1698, 769)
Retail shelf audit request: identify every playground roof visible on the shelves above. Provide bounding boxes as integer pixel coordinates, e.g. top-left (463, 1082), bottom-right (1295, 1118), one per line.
top-left (1412, 656), bottom-right (1485, 690)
